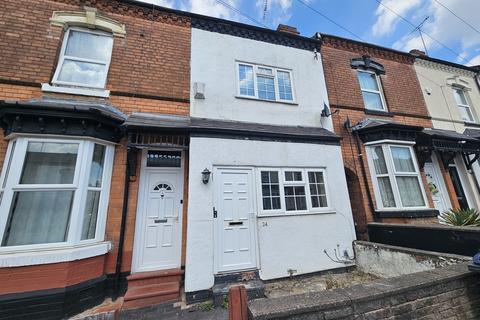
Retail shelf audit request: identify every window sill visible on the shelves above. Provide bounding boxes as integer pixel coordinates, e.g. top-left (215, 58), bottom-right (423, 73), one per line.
top-left (364, 109), bottom-right (394, 117)
top-left (375, 209), bottom-right (439, 219)
top-left (42, 83), bottom-right (110, 98)
top-left (235, 95), bottom-right (298, 106)
top-left (0, 241), bottom-right (112, 268)
top-left (258, 210), bottom-right (336, 218)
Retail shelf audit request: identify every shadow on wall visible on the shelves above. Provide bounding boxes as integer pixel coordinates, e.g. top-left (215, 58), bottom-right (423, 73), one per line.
top-left (345, 167), bottom-right (368, 240)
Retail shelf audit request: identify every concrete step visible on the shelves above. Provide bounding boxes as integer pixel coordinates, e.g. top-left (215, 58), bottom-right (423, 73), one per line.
top-left (212, 279), bottom-right (265, 307)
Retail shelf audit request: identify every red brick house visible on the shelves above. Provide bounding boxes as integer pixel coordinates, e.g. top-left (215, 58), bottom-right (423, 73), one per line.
top-left (319, 34), bottom-right (459, 239)
top-left (0, 0), bottom-right (190, 318)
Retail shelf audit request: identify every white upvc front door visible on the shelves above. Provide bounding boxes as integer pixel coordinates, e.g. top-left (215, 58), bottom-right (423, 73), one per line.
top-left (424, 155), bottom-right (450, 214)
top-left (214, 168), bottom-right (257, 273)
top-left (132, 152), bottom-right (183, 273)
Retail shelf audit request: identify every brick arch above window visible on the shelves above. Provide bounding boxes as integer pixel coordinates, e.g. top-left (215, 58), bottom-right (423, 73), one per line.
top-left (50, 7), bottom-right (126, 37)
top-left (351, 55), bottom-right (386, 75)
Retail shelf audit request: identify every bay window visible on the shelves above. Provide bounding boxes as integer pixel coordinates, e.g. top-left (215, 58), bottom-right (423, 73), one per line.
top-left (259, 168), bottom-right (330, 215)
top-left (366, 143), bottom-right (427, 210)
top-left (0, 137), bottom-right (114, 250)
top-left (237, 62), bottom-right (294, 103)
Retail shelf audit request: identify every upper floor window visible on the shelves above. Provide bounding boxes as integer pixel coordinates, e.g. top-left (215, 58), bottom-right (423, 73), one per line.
top-left (366, 144), bottom-right (427, 210)
top-left (52, 28), bottom-right (114, 89)
top-left (0, 137), bottom-right (114, 250)
top-left (357, 70), bottom-right (387, 111)
top-left (259, 168), bottom-right (330, 215)
top-left (453, 88), bottom-right (475, 123)
top-left (237, 62), bottom-right (294, 103)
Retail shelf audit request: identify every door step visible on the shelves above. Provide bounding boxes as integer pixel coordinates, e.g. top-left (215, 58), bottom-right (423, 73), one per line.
top-left (213, 270), bottom-right (264, 306)
top-left (123, 269), bottom-right (183, 310)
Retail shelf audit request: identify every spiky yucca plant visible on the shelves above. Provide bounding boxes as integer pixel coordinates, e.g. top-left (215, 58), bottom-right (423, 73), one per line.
top-left (440, 208), bottom-right (480, 227)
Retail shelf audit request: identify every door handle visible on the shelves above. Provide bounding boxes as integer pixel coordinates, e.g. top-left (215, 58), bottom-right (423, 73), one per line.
top-left (154, 219), bottom-right (168, 223)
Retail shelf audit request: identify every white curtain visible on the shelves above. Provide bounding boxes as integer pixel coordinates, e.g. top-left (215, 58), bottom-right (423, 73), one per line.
top-left (391, 147), bottom-right (415, 172)
top-left (378, 177), bottom-right (396, 207)
top-left (397, 177), bottom-right (425, 207)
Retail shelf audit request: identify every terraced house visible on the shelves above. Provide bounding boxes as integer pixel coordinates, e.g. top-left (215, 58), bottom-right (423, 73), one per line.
top-left (412, 51), bottom-right (480, 212)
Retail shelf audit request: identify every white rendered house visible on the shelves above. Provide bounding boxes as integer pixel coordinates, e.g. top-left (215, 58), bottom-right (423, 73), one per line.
top-left (184, 18), bottom-right (356, 301)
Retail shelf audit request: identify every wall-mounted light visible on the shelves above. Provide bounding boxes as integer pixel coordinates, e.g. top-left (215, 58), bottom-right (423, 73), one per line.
top-left (201, 168), bottom-right (211, 184)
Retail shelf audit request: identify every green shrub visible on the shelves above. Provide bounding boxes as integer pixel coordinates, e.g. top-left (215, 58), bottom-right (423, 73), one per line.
top-left (440, 208), bottom-right (480, 227)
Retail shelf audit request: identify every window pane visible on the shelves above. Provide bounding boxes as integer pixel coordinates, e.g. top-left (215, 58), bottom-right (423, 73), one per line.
top-left (454, 89), bottom-right (468, 105)
top-left (308, 171), bottom-right (328, 208)
top-left (239, 64), bottom-right (254, 96)
top-left (147, 151), bottom-right (181, 168)
top-left (397, 176), bottom-right (425, 207)
top-left (458, 106), bottom-right (474, 122)
top-left (362, 92), bottom-right (384, 110)
top-left (65, 30), bottom-right (113, 62)
top-left (278, 71), bottom-right (293, 100)
top-left (285, 171), bottom-right (302, 181)
top-left (89, 144), bottom-right (106, 187)
top-left (261, 171), bottom-right (280, 210)
top-left (20, 142), bottom-right (78, 184)
top-left (357, 71), bottom-right (379, 91)
top-left (284, 186), bottom-right (307, 211)
top-left (372, 146), bottom-right (388, 174)
top-left (257, 76), bottom-right (276, 100)
top-left (391, 147), bottom-right (415, 172)
top-left (57, 59), bottom-right (107, 87)
top-left (378, 177), bottom-right (396, 207)
top-left (2, 191), bottom-right (74, 246)
top-left (81, 190), bottom-right (100, 240)
top-left (258, 67), bottom-right (273, 75)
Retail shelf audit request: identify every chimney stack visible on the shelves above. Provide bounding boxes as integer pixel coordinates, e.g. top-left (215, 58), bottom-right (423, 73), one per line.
top-left (277, 24), bottom-right (300, 36)
top-left (409, 49), bottom-right (427, 57)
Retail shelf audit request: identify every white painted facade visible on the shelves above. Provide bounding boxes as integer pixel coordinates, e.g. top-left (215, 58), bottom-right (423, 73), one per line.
top-left (185, 28), bottom-right (355, 293)
top-left (190, 28), bottom-right (333, 131)
top-left (414, 59), bottom-right (480, 210)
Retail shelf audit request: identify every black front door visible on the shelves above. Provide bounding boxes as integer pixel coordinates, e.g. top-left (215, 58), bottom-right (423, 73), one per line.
top-left (448, 165), bottom-right (469, 210)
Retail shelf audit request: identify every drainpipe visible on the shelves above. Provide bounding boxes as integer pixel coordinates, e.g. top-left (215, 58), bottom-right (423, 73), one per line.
top-left (353, 130), bottom-right (377, 221)
top-left (113, 147), bottom-right (135, 300)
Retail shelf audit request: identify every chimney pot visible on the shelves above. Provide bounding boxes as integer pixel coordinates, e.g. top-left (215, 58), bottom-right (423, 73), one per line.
top-left (410, 49), bottom-right (427, 57)
top-left (277, 24), bottom-right (300, 36)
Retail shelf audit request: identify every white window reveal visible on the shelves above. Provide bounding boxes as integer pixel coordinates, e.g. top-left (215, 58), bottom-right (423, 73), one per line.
top-left (0, 137), bottom-right (114, 252)
top-left (52, 28), bottom-right (114, 89)
top-left (259, 168), bottom-right (330, 215)
top-left (357, 70), bottom-right (387, 111)
top-left (237, 62), bottom-right (294, 103)
top-left (367, 144), bottom-right (427, 210)
top-left (453, 88), bottom-right (475, 123)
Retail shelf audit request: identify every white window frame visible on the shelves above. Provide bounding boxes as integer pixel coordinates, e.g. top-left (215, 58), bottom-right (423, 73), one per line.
top-left (236, 62), bottom-right (296, 103)
top-left (366, 141), bottom-right (428, 211)
top-left (51, 27), bottom-right (113, 90)
top-left (257, 167), bottom-right (333, 216)
top-left (357, 69), bottom-right (387, 112)
top-left (453, 88), bottom-right (476, 123)
top-left (0, 136), bottom-right (114, 256)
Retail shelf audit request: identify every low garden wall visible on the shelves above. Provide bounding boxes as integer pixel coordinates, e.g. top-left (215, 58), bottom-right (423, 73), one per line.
top-left (248, 242), bottom-right (480, 320)
top-left (368, 222), bottom-right (480, 256)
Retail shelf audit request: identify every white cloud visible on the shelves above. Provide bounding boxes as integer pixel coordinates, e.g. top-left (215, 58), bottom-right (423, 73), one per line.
top-left (180, 0), bottom-right (240, 20)
top-left (134, 0), bottom-right (175, 7)
top-left (391, 0), bottom-right (480, 63)
top-left (371, 0), bottom-right (422, 38)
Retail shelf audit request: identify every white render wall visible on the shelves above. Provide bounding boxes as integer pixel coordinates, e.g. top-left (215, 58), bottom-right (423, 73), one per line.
top-left (414, 60), bottom-right (480, 209)
top-left (190, 28), bottom-right (333, 131)
top-left (184, 137), bottom-right (356, 292)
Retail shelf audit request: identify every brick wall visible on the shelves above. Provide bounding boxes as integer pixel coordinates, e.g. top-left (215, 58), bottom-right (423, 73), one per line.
top-left (249, 262), bottom-right (480, 319)
top-left (321, 39), bottom-right (440, 229)
top-left (0, 0), bottom-right (190, 293)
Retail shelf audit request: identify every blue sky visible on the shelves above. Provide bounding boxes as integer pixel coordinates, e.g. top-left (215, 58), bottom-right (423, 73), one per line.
top-left (139, 0), bottom-right (480, 66)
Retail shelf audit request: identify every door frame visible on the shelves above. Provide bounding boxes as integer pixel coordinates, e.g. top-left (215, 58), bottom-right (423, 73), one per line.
top-left (131, 148), bottom-right (185, 274)
top-left (449, 155), bottom-right (474, 209)
top-left (212, 166), bottom-right (259, 274)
